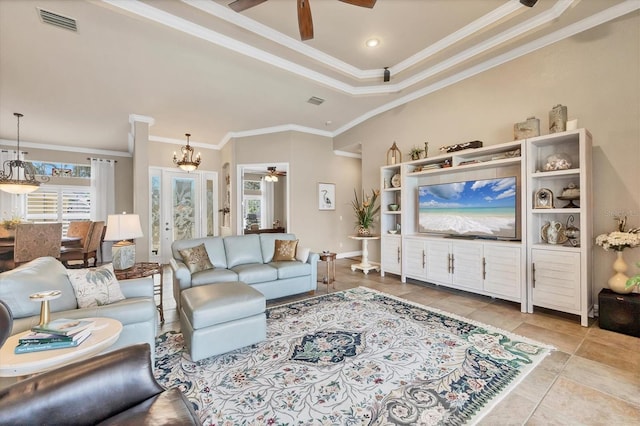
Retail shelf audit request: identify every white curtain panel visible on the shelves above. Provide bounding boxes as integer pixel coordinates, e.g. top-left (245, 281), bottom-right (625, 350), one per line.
top-left (90, 158), bottom-right (115, 221)
top-left (262, 178), bottom-right (274, 228)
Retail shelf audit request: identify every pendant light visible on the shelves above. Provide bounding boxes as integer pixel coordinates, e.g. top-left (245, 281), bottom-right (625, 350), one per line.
top-left (0, 113), bottom-right (48, 194)
top-left (173, 133), bottom-right (201, 172)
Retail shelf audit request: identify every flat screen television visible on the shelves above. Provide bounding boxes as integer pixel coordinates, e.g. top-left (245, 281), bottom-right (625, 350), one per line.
top-left (418, 176), bottom-right (517, 239)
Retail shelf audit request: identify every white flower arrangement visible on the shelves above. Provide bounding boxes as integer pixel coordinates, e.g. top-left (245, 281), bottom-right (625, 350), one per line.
top-left (595, 231), bottom-right (640, 252)
top-left (595, 216), bottom-right (640, 252)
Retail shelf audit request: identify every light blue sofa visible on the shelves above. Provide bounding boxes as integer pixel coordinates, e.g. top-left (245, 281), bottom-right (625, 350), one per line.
top-left (170, 233), bottom-right (318, 310)
top-left (0, 257), bottom-right (157, 360)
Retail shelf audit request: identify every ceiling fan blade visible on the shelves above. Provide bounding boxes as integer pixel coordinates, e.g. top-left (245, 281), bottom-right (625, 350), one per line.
top-left (228, 0), bottom-right (268, 13)
top-left (297, 0), bottom-right (314, 41)
top-left (338, 0), bottom-right (377, 8)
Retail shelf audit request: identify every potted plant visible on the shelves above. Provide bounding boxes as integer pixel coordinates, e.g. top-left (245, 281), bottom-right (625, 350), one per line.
top-left (408, 146), bottom-right (424, 160)
top-left (626, 261), bottom-right (640, 292)
top-left (351, 189), bottom-right (380, 236)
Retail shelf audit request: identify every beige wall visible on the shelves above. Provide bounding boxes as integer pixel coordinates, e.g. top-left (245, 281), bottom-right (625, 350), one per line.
top-left (335, 12), bottom-right (640, 300)
top-left (232, 131), bottom-right (362, 254)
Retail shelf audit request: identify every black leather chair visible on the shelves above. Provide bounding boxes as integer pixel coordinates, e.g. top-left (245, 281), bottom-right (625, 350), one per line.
top-left (0, 299), bottom-right (12, 347)
top-left (0, 343), bottom-right (201, 425)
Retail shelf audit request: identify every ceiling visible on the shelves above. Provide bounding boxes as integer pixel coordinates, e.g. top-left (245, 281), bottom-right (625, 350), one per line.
top-left (0, 0), bottom-right (636, 155)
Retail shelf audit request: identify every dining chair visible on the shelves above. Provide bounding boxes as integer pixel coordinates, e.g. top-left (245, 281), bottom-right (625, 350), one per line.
top-left (66, 220), bottom-right (92, 247)
top-left (11, 223), bottom-right (63, 268)
top-left (60, 221), bottom-right (105, 268)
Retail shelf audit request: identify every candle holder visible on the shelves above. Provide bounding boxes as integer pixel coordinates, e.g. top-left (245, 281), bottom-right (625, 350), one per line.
top-left (29, 290), bottom-right (62, 326)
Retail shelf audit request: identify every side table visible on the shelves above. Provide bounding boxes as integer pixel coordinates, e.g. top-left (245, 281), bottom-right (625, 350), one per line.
top-left (348, 235), bottom-right (381, 274)
top-left (318, 252), bottom-right (337, 292)
top-left (0, 317), bottom-right (122, 377)
top-left (115, 262), bottom-right (164, 323)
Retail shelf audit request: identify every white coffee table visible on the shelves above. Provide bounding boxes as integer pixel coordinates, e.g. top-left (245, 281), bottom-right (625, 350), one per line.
top-left (0, 317), bottom-right (122, 377)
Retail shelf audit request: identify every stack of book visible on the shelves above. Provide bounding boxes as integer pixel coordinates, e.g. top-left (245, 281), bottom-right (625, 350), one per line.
top-left (15, 318), bottom-right (95, 354)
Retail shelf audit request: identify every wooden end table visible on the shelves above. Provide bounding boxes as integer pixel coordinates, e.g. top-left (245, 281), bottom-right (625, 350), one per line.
top-left (318, 252), bottom-right (337, 292)
top-left (0, 317), bottom-right (122, 378)
top-left (115, 262), bottom-right (164, 323)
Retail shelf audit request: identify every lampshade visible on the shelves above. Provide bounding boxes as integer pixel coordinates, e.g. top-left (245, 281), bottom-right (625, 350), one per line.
top-left (104, 213), bottom-right (143, 270)
top-left (104, 213), bottom-right (143, 242)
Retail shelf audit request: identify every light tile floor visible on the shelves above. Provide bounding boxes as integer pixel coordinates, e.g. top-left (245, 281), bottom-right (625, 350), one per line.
top-left (159, 257), bottom-right (640, 425)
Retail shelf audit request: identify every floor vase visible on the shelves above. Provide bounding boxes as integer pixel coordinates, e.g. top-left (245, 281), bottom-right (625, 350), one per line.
top-left (608, 251), bottom-right (632, 294)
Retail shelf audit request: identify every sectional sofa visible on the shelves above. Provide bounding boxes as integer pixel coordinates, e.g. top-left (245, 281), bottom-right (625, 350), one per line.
top-left (170, 233), bottom-right (318, 309)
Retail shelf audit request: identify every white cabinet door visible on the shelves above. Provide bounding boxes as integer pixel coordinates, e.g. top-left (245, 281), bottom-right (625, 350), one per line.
top-left (532, 249), bottom-right (581, 313)
top-left (426, 240), bottom-right (452, 284)
top-left (404, 238), bottom-right (427, 279)
top-left (381, 236), bottom-right (401, 275)
top-left (484, 245), bottom-right (521, 300)
top-left (452, 243), bottom-right (483, 290)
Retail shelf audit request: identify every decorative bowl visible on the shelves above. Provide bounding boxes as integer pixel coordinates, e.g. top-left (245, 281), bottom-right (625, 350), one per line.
top-left (388, 203), bottom-right (399, 211)
top-left (388, 230), bottom-right (398, 234)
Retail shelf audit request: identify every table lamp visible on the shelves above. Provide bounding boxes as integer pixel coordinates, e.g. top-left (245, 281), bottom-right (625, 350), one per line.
top-left (104, 213), bottom-right (143, 270)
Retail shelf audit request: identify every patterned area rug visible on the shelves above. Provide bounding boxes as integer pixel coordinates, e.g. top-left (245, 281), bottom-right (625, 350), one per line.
top-left (154, 287), bottom-right (553, 425)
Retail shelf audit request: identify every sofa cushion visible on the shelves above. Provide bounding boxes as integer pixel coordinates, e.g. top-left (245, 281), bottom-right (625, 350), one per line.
top-left (259, 233), bottom-right (297, 263)
top-left (0, 257), bottom-right (78, 318)
top-left (296, 247), bottom-right (310, 263)
top-left (224, 234), bottom-right (263, 268)
top-left (172, 237), bottom-right (227, 269)
top-left (67, 263), bottom-right (126, 308)
top-left (270, 261), bottom-right (311, 279)
top-left (231, 263), bottom-right (278, 284)
top-left (273, 239), bottom-right (298, 261)
top-left (179, 243), bottom-right (214, 274)
top-left (191, 268), bottom-right (239, 286)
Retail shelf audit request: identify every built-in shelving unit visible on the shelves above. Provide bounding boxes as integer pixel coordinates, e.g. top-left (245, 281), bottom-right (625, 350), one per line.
top-left (379, 130), bottom-right (593, 324)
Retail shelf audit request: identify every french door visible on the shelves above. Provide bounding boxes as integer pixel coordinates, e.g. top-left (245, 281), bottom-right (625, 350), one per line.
top-left (149, 168), bottom-right (217, 264)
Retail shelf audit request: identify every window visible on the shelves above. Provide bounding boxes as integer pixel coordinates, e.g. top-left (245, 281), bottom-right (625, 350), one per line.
top-left (25, 186), bottom-right (92, 235)
top-left (243, 178), bottom-right (262, 228)
top-left (29, 161), bottom-right (91, 178)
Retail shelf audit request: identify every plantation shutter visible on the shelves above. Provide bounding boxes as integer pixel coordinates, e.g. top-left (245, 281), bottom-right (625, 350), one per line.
top-left (25, 186), bottom-right (92, 235)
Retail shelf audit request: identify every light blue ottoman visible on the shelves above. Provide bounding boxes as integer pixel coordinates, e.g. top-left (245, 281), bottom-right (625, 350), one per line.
top-left (179, 282), bottom-right (266, 361)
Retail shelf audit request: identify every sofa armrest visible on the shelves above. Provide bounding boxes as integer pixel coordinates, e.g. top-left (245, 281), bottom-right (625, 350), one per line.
top-left (0, 344), bottom-right (163, 425)
top-left (170, 258), bottom-right (192, 290)
top-left (307, 251), bottom-right (319, 284)
top-left (119, 277), bottom-right (154, 299)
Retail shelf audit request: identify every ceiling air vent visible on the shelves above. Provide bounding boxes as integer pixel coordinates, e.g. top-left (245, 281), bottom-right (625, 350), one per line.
top-left (38, 9), bottom-right (77, 32)
top-left (307, 96), bottom-right (325, 106)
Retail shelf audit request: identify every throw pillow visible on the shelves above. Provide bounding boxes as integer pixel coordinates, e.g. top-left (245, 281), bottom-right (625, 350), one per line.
top-left (296, 247), bottom-right (310, 263)
top-left (179, 243), bottom-right (214, 273)
top-left (67, 263), bottom-right (126, 308)
top-left (273, 239), bottom-right (299, 261)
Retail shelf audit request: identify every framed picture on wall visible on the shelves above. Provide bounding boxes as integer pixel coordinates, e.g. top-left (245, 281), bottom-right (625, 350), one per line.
top-left (318, 183), bottom-right (335, 211)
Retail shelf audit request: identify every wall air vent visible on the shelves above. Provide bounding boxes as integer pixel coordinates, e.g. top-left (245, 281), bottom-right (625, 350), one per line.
top-left (307, 96), bottom-right (325, 106)
top-left (38, 9), bottom-right (77, 32)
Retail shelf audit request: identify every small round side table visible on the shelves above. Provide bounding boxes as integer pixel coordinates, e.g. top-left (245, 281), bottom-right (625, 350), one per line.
top-left (318, 252), bottom-right (337, 292)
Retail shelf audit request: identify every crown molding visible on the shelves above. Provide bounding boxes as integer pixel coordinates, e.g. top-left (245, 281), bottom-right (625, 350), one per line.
top-left (333, 150), bottom-right (362, 159)
top-left (149, 135), bottom-right (215, 150)
top-left (0, 138), bottom-right (132, 157)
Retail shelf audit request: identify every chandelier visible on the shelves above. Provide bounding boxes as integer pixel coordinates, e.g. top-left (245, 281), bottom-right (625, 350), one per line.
top-left (0, 113), bottom-right (49, 194)
top-left (173, 133), bottom-right (201, 172)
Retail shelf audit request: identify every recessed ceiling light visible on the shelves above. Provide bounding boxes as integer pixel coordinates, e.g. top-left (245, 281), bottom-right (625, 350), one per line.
top-left (366, 38), bottom-right (379, 48)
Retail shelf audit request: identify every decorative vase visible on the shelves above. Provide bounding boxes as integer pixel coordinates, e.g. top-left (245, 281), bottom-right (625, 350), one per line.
top-left (608, 251), bottom-right (632, 294)
top-left (357, 226), bottom-right (371, 237)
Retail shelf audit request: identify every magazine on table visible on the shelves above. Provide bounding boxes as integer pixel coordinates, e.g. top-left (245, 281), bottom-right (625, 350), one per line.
top-left (19, 328), bottom-right (92, 345)
top-left (15, 331), bottom-right (91, 354)
top-left (30, 318), bottom-right (95, 337)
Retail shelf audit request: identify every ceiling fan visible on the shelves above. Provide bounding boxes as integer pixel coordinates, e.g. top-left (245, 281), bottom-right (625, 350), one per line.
top-left (228, 0), bottom-right (377, 41)
top-left (265, 166), bottom-right (286, 182)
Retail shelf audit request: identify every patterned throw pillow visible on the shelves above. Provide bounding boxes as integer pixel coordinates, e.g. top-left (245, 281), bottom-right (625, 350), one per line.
top-left (179, 243), bottom-right (214, 273)
top-left (273, 239), bottom-right (299, 261)
top-left (67, 263), bottom-right (126, 308)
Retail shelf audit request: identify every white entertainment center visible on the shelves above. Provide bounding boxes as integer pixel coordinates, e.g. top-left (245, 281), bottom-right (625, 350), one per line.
top-left (380, 129), bottom-right (593, 326)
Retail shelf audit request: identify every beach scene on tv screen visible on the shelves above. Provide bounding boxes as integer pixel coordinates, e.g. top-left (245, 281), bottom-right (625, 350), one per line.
top-left (418, 177), bottom-right (517, 238)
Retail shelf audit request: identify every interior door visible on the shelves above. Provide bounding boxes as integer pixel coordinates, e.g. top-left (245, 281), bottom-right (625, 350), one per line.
top-left (149, 169), bottom-right (217, 264)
